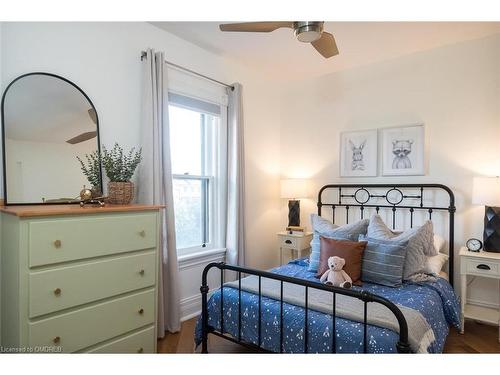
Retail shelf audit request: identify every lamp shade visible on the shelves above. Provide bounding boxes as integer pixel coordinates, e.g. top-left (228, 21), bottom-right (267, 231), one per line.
top-left (472, 177), bottom-right (500, 206)
top-left (280, 179), bottom-right (311, 199)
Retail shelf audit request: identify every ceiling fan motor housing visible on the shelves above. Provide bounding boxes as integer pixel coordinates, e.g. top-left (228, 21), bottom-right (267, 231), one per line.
top-left (293, 21), bottom-right (324, 43)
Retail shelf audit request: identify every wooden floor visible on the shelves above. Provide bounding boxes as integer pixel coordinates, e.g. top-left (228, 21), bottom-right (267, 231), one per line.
top-left (157, 318), bottom-right (500, 354)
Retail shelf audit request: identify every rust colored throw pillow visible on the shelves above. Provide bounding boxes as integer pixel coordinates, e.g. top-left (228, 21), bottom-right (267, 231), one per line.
top-left (316, 236), bottom-right (367, 286)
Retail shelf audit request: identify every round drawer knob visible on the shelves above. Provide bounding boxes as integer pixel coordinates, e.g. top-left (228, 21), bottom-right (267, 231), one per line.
top-left (138, 308), bottom-right (144, 315)
top-left (53, 288), bottom-right (62, 296)
top-left (139, 269), bottom-right (145, 276)
top-left (53, 336), bottom-right (61, 344)
top-left (139, 230), bottom-right (146, 237)
top-left (137, 347), bottom-right (144, 353)
top-left (53, 240), bottom-right (62, 248)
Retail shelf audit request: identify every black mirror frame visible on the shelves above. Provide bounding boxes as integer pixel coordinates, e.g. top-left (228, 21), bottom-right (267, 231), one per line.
top-left (1, 72), bottom-right (103, 206)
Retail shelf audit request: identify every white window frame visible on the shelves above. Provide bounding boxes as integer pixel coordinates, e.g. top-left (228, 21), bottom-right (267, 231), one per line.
top-left (169, 92), bottom-right (228, 258)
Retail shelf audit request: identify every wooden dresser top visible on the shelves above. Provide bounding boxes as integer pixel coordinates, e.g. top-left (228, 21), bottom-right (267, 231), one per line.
top-left (0, 204), bottom-right (164, 218)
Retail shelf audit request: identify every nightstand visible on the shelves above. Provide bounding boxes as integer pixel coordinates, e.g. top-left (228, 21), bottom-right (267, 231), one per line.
top-left (459, 247), bottom-right (500, 342)
top-left (277, 231), bottom-right (313, 265)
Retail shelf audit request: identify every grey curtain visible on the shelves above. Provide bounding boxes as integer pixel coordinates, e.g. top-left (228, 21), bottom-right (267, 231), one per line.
top-left (138, 48), bottom-right (181, 335)
top-left (226, 83), bottom-right (246, 266)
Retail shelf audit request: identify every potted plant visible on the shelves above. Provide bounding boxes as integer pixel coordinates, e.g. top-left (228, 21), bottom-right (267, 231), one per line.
top-left (76, 150), bottom-right (102, 198)
top-left (101, 143), bottom-right (142, 205)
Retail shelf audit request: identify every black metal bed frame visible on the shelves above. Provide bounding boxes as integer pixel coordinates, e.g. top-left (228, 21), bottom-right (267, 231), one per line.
top-left (200, 183), bottom-right (456, 354)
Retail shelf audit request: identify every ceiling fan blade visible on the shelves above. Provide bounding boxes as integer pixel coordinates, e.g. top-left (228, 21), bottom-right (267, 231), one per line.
top-left (219, 22), bottom-right (294, 33)
top-left (311, 32), bottom-right (339, 58)
top-left (66, 131), bottom-right (97, 145)
top-left (88, 108), bottom-right (97, 125)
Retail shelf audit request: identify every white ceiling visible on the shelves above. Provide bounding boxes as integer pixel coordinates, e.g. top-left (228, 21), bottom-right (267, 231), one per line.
top-left (152, 22), bottom-right (500, 80)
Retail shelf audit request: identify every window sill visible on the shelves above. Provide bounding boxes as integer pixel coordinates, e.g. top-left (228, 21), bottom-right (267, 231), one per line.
top-left (178, 247), bottom-right (227, 266)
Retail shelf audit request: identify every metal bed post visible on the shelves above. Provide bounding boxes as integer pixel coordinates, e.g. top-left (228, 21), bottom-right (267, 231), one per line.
top-left (200, 263), bottom-right (212, 354)
top-left (448, 201), bottom-right (456, 288)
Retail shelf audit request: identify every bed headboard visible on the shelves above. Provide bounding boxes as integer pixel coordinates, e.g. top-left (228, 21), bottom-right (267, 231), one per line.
top-left (317, 184), bottom-right (456, 287)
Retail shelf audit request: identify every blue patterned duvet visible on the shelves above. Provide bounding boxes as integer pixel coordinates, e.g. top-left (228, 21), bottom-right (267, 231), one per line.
top-left (194, 258), bottom-right (461, 353)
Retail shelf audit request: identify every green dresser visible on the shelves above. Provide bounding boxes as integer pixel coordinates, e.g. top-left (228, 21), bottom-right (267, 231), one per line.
top-left (0, 204), bottom-right (161, 353)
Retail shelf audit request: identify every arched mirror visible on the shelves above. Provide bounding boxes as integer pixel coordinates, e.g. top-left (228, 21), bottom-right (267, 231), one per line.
top-left (1, 73), bottom-right (102, 205)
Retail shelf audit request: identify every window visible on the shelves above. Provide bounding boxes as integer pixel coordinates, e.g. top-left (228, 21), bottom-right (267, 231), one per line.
top-left (169, 93), bottom-right (227, 256)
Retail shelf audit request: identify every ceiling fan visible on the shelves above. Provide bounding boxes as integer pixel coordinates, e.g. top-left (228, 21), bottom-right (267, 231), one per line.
top-left (219, 21), bottom-right (339, 58)
top-left (66, 108), bottom-right (98, 145)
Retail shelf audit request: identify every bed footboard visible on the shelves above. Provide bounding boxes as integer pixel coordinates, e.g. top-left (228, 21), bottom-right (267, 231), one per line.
top-left (200, 262), bottom-right (411, 354)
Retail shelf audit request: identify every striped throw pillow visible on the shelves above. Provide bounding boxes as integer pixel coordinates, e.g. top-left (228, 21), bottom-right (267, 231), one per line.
top-left (367, 214), bottom-right (434, 280)
top-left (360, 235), bottom-right (408, 287)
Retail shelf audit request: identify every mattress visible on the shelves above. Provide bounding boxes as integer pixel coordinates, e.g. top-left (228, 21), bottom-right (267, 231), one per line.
top-left (195, 258), bottom-right (461, 353)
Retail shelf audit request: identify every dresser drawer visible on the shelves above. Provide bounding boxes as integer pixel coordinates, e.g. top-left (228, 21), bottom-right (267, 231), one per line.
top-left (466, 258), bottom-right (500, 277)
top-left (280, 236), bottom-right (298, 249)
top-left (28, 213), bottom-right (157, 267)
top-left (29, 289), bottom-right (155, 353)
top-left (29, 251), bottom-right (156, 318)
top-left (86, 326), bottom-right (155, 353)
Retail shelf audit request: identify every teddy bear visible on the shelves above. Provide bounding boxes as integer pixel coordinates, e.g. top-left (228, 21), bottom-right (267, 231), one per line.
top-left (319, 256), bottom-right (352, 289)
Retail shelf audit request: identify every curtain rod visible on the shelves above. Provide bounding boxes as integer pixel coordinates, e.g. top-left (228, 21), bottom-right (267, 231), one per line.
top-left (141, 51), bottom-right (234, 91)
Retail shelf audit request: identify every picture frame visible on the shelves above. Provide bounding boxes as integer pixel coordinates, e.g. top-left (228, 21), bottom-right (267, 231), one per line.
top-left (340, 129), bottom-right (378, 177)
top-left (381, 124), bottom-right (425, 176)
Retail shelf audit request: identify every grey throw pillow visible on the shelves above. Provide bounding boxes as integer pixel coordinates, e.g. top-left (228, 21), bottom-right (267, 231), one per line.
top-left (360, 235), bottom-right (408, 287)
top-left (366, 215), bottom-right (435, 280)
top-left (308, 214), bottom-right (369, 272)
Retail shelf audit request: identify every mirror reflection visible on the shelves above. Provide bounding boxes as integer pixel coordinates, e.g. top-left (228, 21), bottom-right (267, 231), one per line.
top-left (2, 73), bottom-right (101, 204)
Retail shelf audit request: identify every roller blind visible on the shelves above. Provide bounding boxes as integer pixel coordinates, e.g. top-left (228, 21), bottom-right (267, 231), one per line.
top-left (167, 67), bottom-right (228, 107)
top-left (168, 92), bottom-right (220, 116)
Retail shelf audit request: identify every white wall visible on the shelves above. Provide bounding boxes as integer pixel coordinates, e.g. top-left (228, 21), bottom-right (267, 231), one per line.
top-left (280, 34), bottom-right (500, 306)
top-left (0, 22), bottom-right (282, 320)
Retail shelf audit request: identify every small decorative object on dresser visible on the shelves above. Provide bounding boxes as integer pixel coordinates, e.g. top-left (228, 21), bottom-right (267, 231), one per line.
top-left (339, 129), bottom-right (377, 177)
top-left (381, 124), bottom-right (425, 176)
top-left (102, 143), bottom-right (142, 205)
top-left (277, 231), bottom-right (313, 265)
top-left (78, 185), bottom-right (106, 207)
top-left (459, 247), bottom-right (500, 342)
top-left (280, 179), bottom-right (311, 227)
top-left (472, 176), bottom-right (500, 252)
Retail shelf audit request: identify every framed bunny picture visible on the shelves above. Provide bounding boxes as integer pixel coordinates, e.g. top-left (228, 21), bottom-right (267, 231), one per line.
top-left (340, 129), bottom-right (378, 177)
top-left (381, 124), bottom-right (425, 176)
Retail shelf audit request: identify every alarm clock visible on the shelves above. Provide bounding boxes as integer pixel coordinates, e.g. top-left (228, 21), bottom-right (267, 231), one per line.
top-left (466, 238), bottom-right (483, 252)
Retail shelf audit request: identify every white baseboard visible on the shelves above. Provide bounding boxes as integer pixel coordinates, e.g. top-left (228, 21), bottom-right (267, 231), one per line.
top-left (467, 298), bottom-right (500, 309)
top-left (180, 294), bottom-right (202, 322)
top-left (178, 249), bottom-right (225, 322)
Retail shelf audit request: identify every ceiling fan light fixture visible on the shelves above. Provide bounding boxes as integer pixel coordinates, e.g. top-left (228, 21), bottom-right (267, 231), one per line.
top-left (218, 21), bottom-right (338, 59)
top-left (294, 22), bottom-right (323, 43)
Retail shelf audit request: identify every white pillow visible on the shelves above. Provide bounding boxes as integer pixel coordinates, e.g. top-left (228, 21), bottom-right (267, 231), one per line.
top-left (433, 234), bottom-right (446, 254)
top-left (424, 252), bottom-right (449, 275)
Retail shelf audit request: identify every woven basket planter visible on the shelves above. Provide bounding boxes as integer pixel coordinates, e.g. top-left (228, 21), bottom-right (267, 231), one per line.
top-left (107, 181), bottom-right (134, 205)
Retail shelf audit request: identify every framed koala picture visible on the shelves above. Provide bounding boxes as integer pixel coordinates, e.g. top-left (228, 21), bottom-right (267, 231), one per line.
top-left (340, 129), bottom-right (378, 177)
top-left (381, 124), bottom-right (425, 176)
